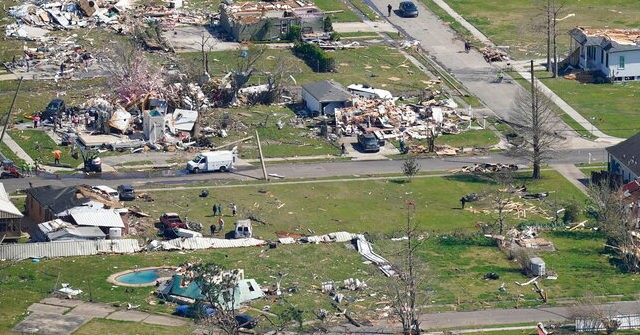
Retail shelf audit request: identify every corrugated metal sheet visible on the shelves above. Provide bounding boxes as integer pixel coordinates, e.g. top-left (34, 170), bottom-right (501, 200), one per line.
top-left (356, 235), bottom-right (396, 277)
top-left (70, 208), bottom-right (124, 228)
top-left (0, 183), bottom-right (23, 218)
top-left (151, 237), bottom-right (266, 251)
top-left (0, 239), bottom-right (141, 260)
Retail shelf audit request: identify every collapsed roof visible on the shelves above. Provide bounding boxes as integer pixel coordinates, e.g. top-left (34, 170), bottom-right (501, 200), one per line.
top-left (569, 27), bottom-right (640, 52)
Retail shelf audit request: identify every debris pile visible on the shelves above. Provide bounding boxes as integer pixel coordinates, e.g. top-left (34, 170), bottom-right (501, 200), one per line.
top-left (335, 95), bottom-right (477, 154)
top-left (6, 0), bottom-right (133, 36)
top-left (482, 47), bottom-right (509, 62)
top-left (450, 163), bottom-right (519, 174)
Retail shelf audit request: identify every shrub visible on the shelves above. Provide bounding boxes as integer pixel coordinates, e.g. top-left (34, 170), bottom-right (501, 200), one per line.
top-left (292, 42), bottom-right (335, 73)
top-left (284, 25), bottom-right (301, 42)
top-left (562, 202), bottom-right (579, 224)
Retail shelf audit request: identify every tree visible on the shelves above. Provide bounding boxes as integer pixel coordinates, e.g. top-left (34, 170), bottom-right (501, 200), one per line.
top-left (537, 0), bottom-right (567, 77)
top-left (587, 181), bottom-right (640, 272)
top-left (490, 171), bottom-right (515, 235)
top-left (510, 61), bottom-right (559, 179)
top-left (185, 263), bottom-right (243, 335)
top-left (107, 44), bottom-right (167, 106)
top-left (402, 157), bottom-right (421, 182)
top-left (569, 294), bottom-right (621, 334)
top-left (388, 200), bottom-right (425, 334)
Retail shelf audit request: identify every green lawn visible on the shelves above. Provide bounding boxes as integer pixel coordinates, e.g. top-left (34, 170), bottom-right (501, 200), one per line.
top-left (314, 0), bottom-right (361, 22)
top-left (7, 129), bottom-right (80, 167)
top-left (191, 45), bottom-right (431, 96)
top-left (540, 78), bottom-right (640, 138)
top-left (436, 128), bottom-right (499, 148)
top-left (2, 170), bottom-right (637, 333)
top-left (437, 0), bottom-right (640, 60)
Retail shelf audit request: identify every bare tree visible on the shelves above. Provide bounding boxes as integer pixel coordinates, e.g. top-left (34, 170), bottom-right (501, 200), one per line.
top-left (388, 201), bottom-right (426, 334)
top-left (185, 263), bottom-right (242, 335)
top-left (402, 157), bottom-right (421, 183)
top-left (587, 181), bottom-right (640, 272)
top-left (537, 0), bottom-right (567, 76)
top-left (510, 62), bottom-right (559, 179)
top-left (569, 294), bottom-right (622, 334)
top-left (491, 173), bottom-right (515, 235)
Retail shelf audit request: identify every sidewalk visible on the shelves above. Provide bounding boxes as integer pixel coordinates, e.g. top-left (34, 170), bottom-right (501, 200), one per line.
top-left (427, 0), bottom-right (622, 144)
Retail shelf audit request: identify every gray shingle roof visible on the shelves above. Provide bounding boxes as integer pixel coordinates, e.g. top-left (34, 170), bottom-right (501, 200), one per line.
top-left (26, 186), bottom-right (88, 214)
top-left (607, 132), bottom-right (640, 177)
top-left (302, 80), bottom-right (352, 103)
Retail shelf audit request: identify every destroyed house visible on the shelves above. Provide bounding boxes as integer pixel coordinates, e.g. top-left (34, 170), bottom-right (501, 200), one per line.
top-left (157, 274), bottom-right (265, 309)
top-left (607, 132), bottom-right (640, 183)
top-left (0, 183), bottom-right (24, 241)
top-left (219, 0), bottom-right (324, 42)
top-left (301, 80), bottom-right (352, 116)
top-left (24, 185), bottom-right (124, 235)
top-left (25, 186), bottom-right (88, 225)
top-left (568, 28), bottom-right (640, 81)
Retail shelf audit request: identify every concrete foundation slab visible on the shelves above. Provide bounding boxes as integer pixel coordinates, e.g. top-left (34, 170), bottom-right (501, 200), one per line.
top-left (27, 303), bottom-right (70, 315)
top-left (13, 312), bottom-right (90, 334)
top-left (143, 314), bottom-right (189, 326)
top-left (106, 310), bottom-right (150, 322)
top-left (66, 302), bottom-right (116, 318)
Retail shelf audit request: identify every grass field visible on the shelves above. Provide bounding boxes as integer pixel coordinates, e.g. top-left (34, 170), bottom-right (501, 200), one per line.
top-left (2, 171), bottom-right (638, 333)
top-left (438, 0), bottom-right (640, 60)
top-left (540, 78), bottom-right (640, 138)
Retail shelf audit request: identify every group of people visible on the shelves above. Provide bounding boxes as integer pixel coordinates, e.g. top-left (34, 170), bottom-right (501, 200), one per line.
top-left (209, 203), bottom-right (238, 235)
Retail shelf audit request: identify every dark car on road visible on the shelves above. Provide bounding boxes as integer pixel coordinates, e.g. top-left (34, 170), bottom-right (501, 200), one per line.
top-left (357, 132), bottom-right (380, 153)
top-left (117, 184), bottom-right (135, 201)
top-left (399, 1), bottom-right (418, 17)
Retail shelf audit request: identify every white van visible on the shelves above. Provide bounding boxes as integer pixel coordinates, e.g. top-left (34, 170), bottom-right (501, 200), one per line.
top-left (91, 185), bottom-right (119, 200)
top-left (187, 147), bottom-right (237, 173)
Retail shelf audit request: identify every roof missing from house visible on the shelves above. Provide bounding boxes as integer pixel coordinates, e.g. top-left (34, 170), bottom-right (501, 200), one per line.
top-left (570, 27), bottom-right (640, 52)
top-left (221, 0), bottom-right (322, 24)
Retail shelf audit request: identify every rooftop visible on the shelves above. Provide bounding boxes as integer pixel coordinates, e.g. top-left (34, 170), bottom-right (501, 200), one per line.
top-left (570, 27), bottom-right (640, 52)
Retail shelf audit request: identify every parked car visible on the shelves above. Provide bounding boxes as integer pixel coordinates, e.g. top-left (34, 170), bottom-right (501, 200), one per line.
top-left (399, 1), bottom-right (418, 17)
top-left (0, 159), bottom-right (23, 178)
top-left (160, 213), bottom-right (188, 230)
top-left (357, 132), bottom-right (380, 153)
top-left (42, 98), bottom-right (66, 121)
top-left (117, 184), bottom-right (135, 201)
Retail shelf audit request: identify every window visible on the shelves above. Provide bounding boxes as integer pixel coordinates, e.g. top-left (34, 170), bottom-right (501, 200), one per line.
top-left (619, 56), bottom-right (625, 69)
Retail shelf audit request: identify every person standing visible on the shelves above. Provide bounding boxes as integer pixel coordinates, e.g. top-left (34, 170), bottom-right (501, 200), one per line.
top-left (218, 217), bottom-right (225, 233)
top-left (217, 203), bottom-right (223, 216)
top-left (53, 150), bottom-right (61, 165)
top-left (460, 197), bottom-right (466, 209)
top-left (387, 3), bottom-right (392, 16)
top-left (212, 203), bottom-right (218, 216)
top-left (232, 203), bottom-right (237, 216)
top-left (210, 223), bottom-right (216, 235)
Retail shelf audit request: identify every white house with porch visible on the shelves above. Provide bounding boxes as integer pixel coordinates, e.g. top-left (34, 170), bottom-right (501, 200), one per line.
top-left (567, 28), bottom-right (640, 82)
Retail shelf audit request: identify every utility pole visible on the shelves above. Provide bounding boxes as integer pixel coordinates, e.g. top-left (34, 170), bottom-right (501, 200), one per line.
top-left (0, 77), bottom-right (24, 144)
top-left (255, 130), bottom-right (269, 181)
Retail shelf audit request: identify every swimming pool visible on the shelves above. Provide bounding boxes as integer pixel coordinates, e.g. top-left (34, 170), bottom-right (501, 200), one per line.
top-left (107, 267), bottom-right (176, 287)
top-left (116, 269), bottom-right (160, 285)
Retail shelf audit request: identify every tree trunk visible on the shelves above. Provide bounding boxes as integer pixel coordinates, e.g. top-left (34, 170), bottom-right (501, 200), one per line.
top-left (545, 0), bottom-right (551, 72)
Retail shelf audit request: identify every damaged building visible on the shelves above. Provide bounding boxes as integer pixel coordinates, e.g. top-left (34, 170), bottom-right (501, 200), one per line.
top-left (567, 27), bottom-right (640, 82)
top-left (219, 0), bottom-right (325, 42)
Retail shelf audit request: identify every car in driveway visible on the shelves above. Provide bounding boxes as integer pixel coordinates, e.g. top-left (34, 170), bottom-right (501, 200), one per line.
top-left (117, 184), bottom-right (135, 201)
top-left (399, 1), bottom-right (418, 17)
top-left (357, 132), bottom-right (380, 153)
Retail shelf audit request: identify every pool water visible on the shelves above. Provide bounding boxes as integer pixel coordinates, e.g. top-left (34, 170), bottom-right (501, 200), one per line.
top-left (115, 269), bottom-right (159, 285)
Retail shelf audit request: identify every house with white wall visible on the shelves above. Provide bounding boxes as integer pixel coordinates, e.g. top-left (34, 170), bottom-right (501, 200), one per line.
top-left (301, 80), bottom-right (352, 116)
top-left (567, 28), bottom-right (640, 82)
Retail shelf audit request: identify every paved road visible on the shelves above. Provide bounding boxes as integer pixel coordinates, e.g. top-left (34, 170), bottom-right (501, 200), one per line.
top-left (362, 0), bottom-right (618, 151)
top-left (1, 147), bottom-right (607, 193)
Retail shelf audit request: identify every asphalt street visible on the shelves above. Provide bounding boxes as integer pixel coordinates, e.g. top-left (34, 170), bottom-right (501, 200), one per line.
top-left (1, 148), bottom-right (607, 193)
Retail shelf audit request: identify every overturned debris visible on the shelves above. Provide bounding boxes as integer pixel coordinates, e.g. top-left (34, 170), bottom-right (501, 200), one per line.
top-left (450, 163), bottom-right (518, 174)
